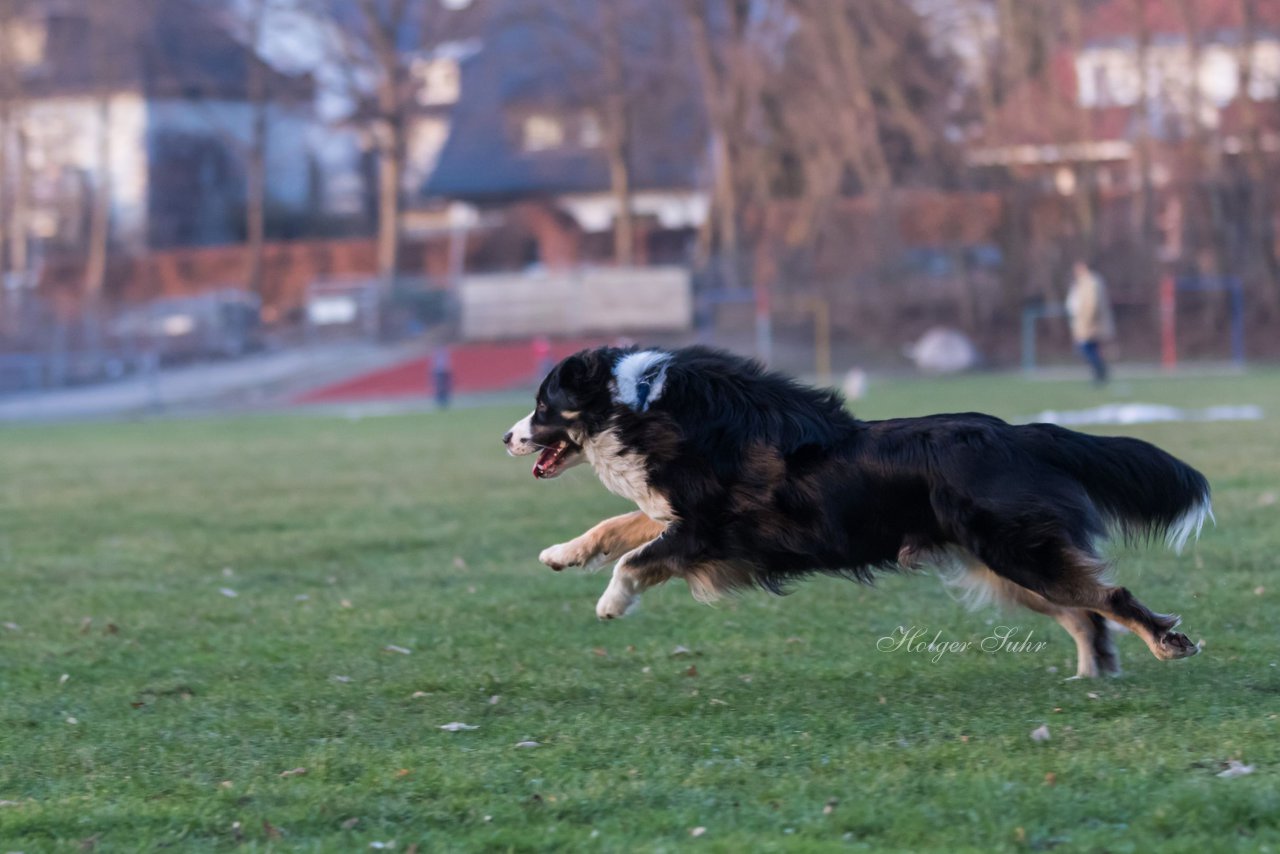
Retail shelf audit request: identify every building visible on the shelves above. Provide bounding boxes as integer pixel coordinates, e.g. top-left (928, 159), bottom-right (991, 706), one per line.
top-left (0, 0), bottom-right (320, 263)
top-left (420, 0), bottom-right (709, 269)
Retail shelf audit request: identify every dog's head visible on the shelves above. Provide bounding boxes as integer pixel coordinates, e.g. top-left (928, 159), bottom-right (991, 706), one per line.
top-left (503, 347), bottom-right (625, 478)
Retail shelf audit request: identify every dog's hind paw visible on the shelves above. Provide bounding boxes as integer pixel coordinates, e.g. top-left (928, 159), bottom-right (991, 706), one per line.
top-left (596, 588), bottom-right (639, 620)
top-left (1155, 630), bottom-right (1201, 661)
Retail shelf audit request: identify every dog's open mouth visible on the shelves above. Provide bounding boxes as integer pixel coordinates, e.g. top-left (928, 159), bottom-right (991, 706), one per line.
top-left (533, 440), bottom-right (580, 479)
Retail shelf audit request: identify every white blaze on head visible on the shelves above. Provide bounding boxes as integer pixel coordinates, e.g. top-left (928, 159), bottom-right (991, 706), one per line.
top-left (612, 350), bottom-right (671, 411)
top-left (505, 411), bottom-right (536, 456)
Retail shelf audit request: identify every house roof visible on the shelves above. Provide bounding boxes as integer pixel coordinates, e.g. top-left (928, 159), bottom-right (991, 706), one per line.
top-left (17, 0), bottom-right (313, 101)
top-left (1082, 0), bottom-right (1280, 47)
top-left (423, 0), bottom-right (706, 202)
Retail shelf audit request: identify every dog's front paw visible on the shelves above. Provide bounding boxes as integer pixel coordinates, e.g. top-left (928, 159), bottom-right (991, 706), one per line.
top-left (596, 586), bottom-right (639, 620)
top-left (540, 541), bottom-right (609, 571)
top-left (539, 542), bottom-right (580, 571)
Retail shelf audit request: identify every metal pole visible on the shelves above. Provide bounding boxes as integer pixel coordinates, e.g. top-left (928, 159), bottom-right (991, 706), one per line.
top-left (1021, 307), bottom-right (1036, 373)
top-left (1159, 275), bottom-right (1177, 372)
top-left (1230, 278), bottom-right (1245, 365)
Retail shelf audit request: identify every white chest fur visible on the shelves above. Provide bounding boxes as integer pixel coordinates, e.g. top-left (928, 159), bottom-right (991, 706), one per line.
top-left (583, 429), bottom-right (674, 522)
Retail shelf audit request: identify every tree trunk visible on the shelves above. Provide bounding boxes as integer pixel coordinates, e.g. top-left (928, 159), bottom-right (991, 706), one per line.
top-left (682, 0), bottom-right (739, 276)
top-left (601, 0), bottom-right (635, 266)
top-left (246, 114), bottom-right (267, 300)
top-left (375, 118), bottom-right (403, 287)
top-left (1234, 0), bottom-right (1280, 312)
top-left (244, 0), bottom-right (269, 302)
top-left (84, 96), bottom-right (112, 310)
top-left (1130, 0), bottom-right (1158, 286)
top-left (8, 120), bottom-right (28, 275)
top-left (0, 106), bottom-right (10, 275)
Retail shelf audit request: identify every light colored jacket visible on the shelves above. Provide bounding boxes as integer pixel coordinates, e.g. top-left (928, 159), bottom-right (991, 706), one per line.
top-left (1066, 268), bottom-right (1115, 343)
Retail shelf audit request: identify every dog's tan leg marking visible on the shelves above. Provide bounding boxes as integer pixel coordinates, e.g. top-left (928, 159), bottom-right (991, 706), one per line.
top-left (1033, 551), bottom-right (1199, 663)
top-left (953, 562), bottom-right (1119, 678)
top-left (540, 511), bottom-right (666, 571)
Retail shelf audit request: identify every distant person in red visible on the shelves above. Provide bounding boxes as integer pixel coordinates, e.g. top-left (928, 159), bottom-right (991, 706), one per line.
top-left (1066, 260), bottom-right (1115, 386)
top-left (532, 336), bottom-right (553, 381)
top-left (433, 344), bottom-right (453, 408)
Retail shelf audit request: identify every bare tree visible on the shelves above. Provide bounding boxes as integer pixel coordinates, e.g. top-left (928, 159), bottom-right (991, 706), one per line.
top-left (244, 0), bottom-right (271, 300)
top-left (0, 0), bottom-right (33, 282)
top-left (308, 0), bottom-right (467, 292)
top-left (680, 0), bottom-right (755, 277)
top-left (517, 0), bottom-right (687, 266)
top-left (83, 1), bottom-right (123, 311)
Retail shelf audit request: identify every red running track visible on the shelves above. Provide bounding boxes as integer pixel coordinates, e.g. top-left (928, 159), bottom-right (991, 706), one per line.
top-left (295, 338), bottom-right (608, 404)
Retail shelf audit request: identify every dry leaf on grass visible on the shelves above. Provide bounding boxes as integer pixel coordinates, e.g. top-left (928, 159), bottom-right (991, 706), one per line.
top-left (263, 819), bottom-right (283, 839)
top-left (341, 817), bottom-right (360, 830)
top-left (340, 599), bottom-right (354, 609)
top-left (218, 588), bottom-right (238, 598)
top-left (411, 691), bottom-right (430, 698)
top-left (59, 674), bottom-right (69, 685)
top-left (488, 695), bottom-right (501, 705)
top-left (515, 740), bottom-right (541, 748)
top-left (823, 798), bottom-right (838, 815)
top-left (439, 722), bottom-right (478, 732)
top-left (331, 675), bottom-right (352, 683)
top-left (1044, 772), bottom-right (1058, 786)
top-left (690, 826), bottom-right (707, 837)
top-left (370, 842), bottom-right (396, 850)
top-left (671, 645), bottom-right (693, 657)
top-left (383, 645), bottom-right (412, 655)
top-left (1030, 725), bottom-right (1051, 742)
top-left (278, 768), bottom-right (307, 777)
top-left (2, 622), bottom-right (19, 632)
top-left (1217, 760), bottom-right (1255, 778)
top-left (684, 665), bottom-right (699, 677)
top-left (79, 617), bottom-right (92, 634)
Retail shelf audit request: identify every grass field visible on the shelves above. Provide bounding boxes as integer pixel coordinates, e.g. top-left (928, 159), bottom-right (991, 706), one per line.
top-left (2, 370), bottom-right (1279, 852)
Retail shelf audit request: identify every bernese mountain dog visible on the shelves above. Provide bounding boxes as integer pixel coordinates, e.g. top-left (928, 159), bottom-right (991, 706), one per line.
top-left (502, 346), bottom-right (1211, 678)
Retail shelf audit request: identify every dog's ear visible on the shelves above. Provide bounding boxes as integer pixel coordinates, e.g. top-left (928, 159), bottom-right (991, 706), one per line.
top-left (557, 348), bottom-right (615, 395)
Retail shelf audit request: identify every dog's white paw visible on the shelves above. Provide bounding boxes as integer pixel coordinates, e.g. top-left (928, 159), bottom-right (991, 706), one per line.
top-left (596, 585), bottom-right (639, 620)
top-left (540, 541), bottom-right (609, 571)
top-left (539, 542), bottom-right (583, 571)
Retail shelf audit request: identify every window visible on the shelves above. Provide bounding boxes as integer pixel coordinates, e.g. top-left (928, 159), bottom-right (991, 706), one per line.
top-left (578, 112), bottom-right (603, 148)
top-left (414, 57), bottom-right (461, 107)
top-left (522, 114), bottom-right (565, 151)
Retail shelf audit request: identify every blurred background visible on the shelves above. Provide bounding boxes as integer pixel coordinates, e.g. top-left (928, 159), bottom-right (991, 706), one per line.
top-left (0, 0), bottom-right (1276, 418)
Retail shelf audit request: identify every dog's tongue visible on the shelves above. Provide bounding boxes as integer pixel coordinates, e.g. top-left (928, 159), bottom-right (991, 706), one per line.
top-left (533, 442), bottom-right (566, 478)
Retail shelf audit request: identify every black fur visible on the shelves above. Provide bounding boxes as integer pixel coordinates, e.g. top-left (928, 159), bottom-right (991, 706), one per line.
top-left (523, 347), bottom-right (1209, 667)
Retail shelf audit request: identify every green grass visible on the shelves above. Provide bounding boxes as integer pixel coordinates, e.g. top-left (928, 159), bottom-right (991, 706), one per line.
top-left (2, 370), bottom-right (1279, 852)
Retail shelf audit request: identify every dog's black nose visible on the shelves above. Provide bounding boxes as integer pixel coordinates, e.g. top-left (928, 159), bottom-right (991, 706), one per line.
top-left (502, 431), bottom-right (513, 445)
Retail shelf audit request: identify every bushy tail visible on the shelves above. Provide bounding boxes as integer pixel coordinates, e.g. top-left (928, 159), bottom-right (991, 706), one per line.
top-left (1024, 424), bottom-right (1213, 551)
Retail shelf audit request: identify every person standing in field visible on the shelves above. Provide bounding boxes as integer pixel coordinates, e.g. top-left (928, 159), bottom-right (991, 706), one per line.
top-left (433, 343), bottom-right (453, 408)
top-left (1066, 260), bottom-right (1116, 385)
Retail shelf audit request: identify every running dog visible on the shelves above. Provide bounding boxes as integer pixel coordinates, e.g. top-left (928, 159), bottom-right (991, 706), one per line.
top-left (502, 346), bottom-right (1210, 678)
